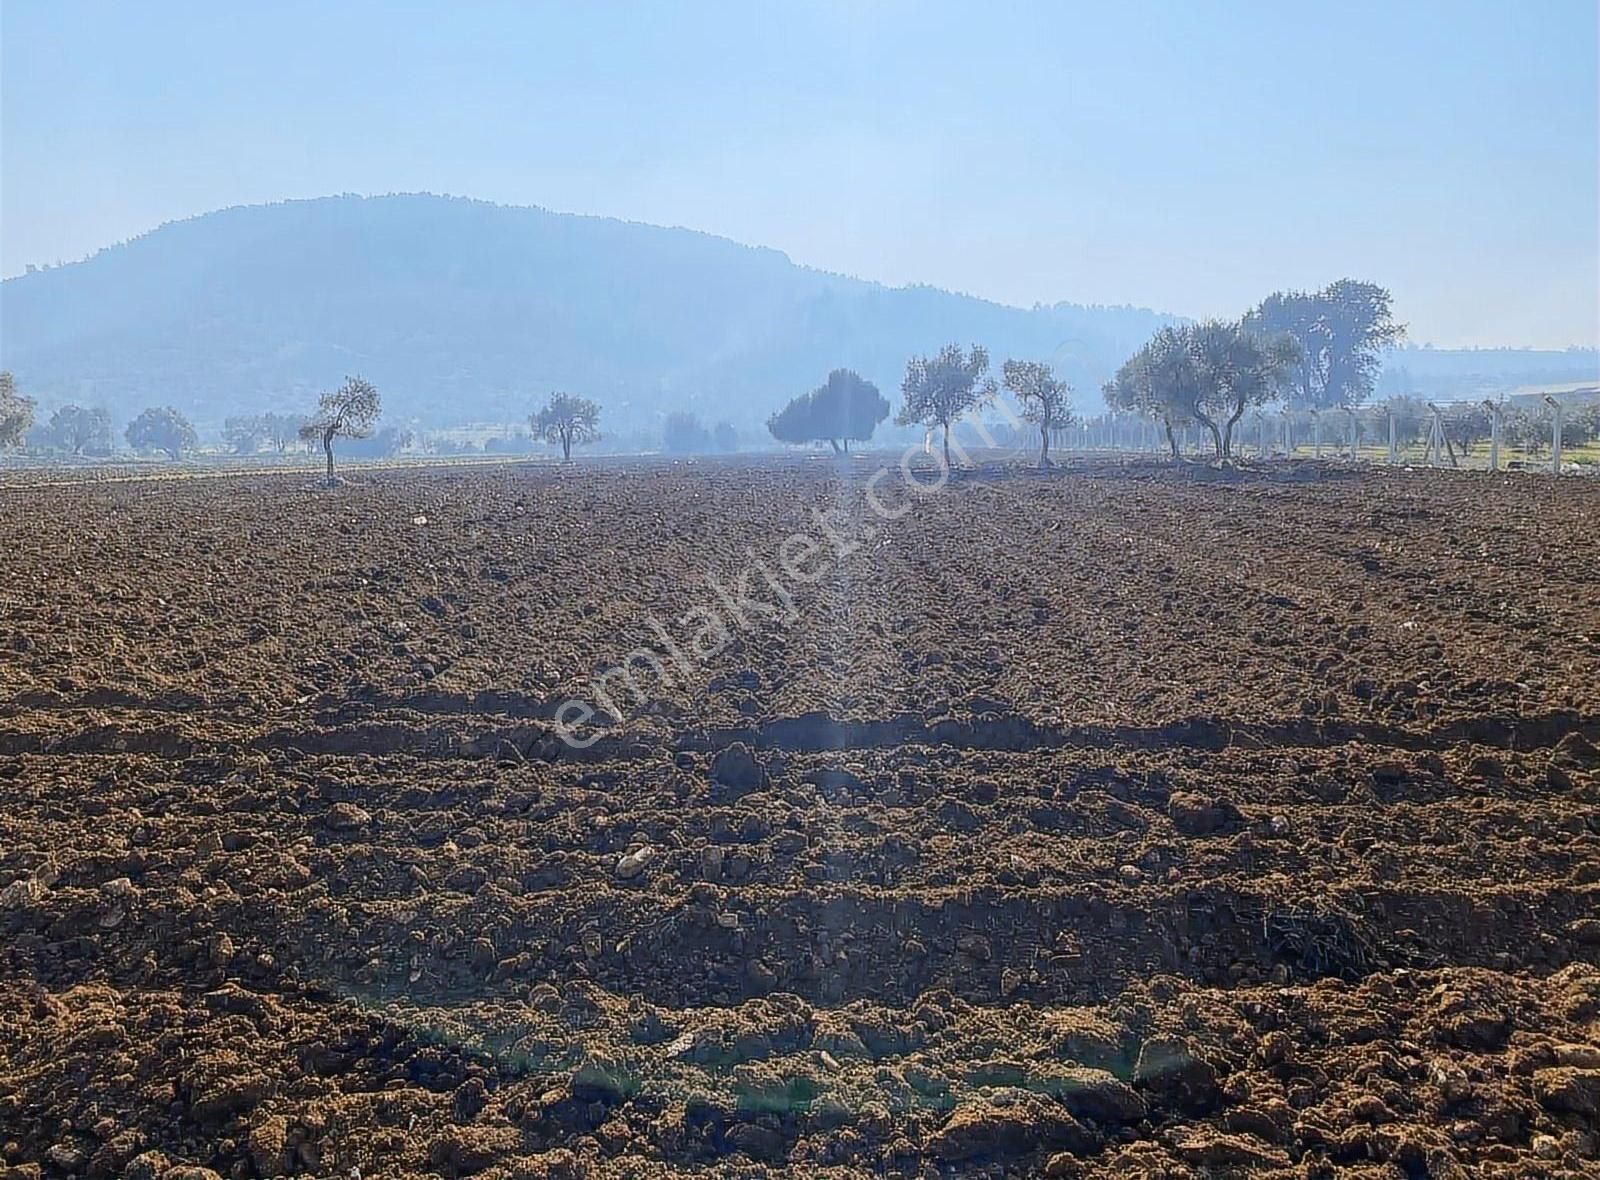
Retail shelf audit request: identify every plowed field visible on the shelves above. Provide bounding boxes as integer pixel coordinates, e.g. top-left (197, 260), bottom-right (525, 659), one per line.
top-left (2, 457), bottom-right (1597, 1179)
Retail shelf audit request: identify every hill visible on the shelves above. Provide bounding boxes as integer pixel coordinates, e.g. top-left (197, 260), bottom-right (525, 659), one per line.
top-left (0, 194), bottom-right (1174, 433)
top-left (1376, 344), bottom-right (1599, 402)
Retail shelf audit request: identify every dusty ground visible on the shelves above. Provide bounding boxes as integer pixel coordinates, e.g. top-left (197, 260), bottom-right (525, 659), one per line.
top-left (1, 456), bottom-right (1597, 1179)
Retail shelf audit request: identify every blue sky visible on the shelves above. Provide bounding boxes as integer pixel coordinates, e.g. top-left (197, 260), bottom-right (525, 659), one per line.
top-left (3, 0), bottom-right (1596, 347)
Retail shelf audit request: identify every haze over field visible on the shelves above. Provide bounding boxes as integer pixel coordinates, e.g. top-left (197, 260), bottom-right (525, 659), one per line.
top-left (1, 193), bottom-right (1595, 433)
top-left (2, 1), bottom-right (1597, 435)
top-left (0, 194), bottom-right (1178, 429)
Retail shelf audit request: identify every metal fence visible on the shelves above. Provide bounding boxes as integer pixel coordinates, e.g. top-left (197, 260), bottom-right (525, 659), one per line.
top-left (1052, 397), bottom-right (1600, 475)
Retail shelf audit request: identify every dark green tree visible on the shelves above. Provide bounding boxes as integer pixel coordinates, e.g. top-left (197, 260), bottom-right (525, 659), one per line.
top-left (767, 369), bottom-right (889, 453)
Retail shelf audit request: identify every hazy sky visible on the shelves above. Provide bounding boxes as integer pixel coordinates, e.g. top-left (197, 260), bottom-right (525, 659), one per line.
top-left (3, 0), bottom-right (1596, 348)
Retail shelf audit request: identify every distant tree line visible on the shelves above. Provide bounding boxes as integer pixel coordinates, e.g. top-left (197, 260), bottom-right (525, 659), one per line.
top-left (6, 285), bottom-right (1590, 476)
top-left (662, 411), bottom-right (738, 455)
top-left (0, 370), bottom-right (398, 479)
top-left (224, 413), bottom-right (309, 454)
top-left (758, 346), bottom-right (1076, 470)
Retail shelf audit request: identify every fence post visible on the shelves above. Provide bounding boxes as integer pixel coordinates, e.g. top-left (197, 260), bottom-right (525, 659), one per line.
top-left (1283, 409), bottom-right (1292, 458)
top-left (1546, 395), bottom-right (1564, 474)
top-left (1427, 403), bottom-right (1456, 467)
top-left (1345, 408), bottom-right (1358, 460)
top-left (1388, 406), bottom-right (1398, 464)
top-left (1311, 409), bottom-right (1321, 458)
top-left (1486, 401), bottom-right (1501, 472)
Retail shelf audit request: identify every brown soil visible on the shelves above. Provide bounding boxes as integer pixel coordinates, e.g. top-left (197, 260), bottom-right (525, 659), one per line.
top-left (1, 456), bottom-right (1597, 1178)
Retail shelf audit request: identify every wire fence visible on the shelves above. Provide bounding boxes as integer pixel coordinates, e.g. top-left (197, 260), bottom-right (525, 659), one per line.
top-left (1051, 396), bottom-right (1600, 475)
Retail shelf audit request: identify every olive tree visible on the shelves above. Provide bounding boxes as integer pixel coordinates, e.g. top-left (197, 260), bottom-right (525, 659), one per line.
top-left (1112, 322), bottom-right (1298, 463)
top-left (531, 392), bottom-right (601, 461)
top-left (299, 376), bottom-right (381, 485)
top-left (1444, 402), bottom-right (1495, 454)
top-left (223, 416), bottom-right (266, 454)
top-left (126, 406), bottom-right (198, 459)
top-left (1105, 330), bottom-right (1197, 459)
top-left (897, 344), bottom-right (996, 469)
top-left (46, 404), bottom-right (115, 456)
top-left (0, 372), bottom-right (35, 450)
top-left (1000, 360), bottom-right (1074, 468)
top-left (1187, 321), bottom-right (1300, 460)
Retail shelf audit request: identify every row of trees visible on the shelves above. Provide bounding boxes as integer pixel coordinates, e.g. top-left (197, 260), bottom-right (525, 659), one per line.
top-left (524, 394), bottom-right (747, 458)
top-left (1105, 279), bottom-right (1404, 462)
top-left (0, 377), bottom-right (204, 459)
top-left (223, 412), bottom-right (308, 455)
top-left (5, 374), bottom-right (715, 469)
top-left (27, 281), bottom-right (1559, 475)
top-left (764, 349), bottom-right (1074, 468)
top-left (0, 370), bottom-right (389, 476)
top-left (663, 411), bottom-right (739, 454)
top-left (1113, 398), bottom-right (1600, 460)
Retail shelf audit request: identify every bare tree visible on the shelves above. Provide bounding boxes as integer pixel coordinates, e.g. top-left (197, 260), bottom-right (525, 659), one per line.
top-left (531, 392), bottom-right (601, 461)
top-left (299, 376), bottom-right (381, 485)
top-left (1001, 359), bottom-right (1074, 468)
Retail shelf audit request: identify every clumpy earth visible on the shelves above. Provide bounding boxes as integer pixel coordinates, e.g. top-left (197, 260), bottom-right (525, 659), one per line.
top-left (0, 456), bottom-right (1597, 1178)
